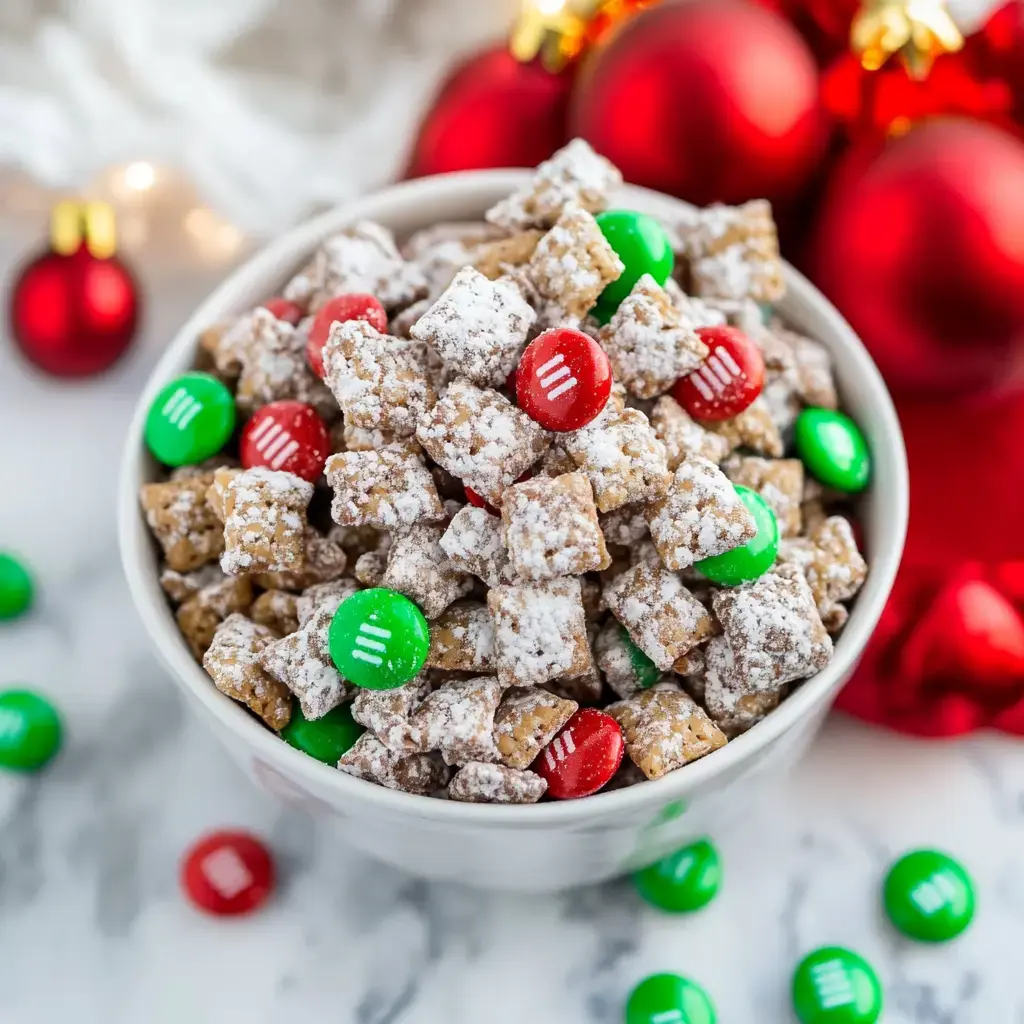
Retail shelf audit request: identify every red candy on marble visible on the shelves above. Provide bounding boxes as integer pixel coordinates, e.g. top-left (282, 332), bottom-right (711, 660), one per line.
top-left (181, 830), bottom-right (275, 916)
top-left (516, 328), bottom-right (613, 432)
top-left (306, 294), bottom-right (388, 378)
top-left (672, 326), bottom-right (764, 422)
top-left (240, 400), bottom-right (330, 482)
top-left (534, 708), bottom-right (625, 799)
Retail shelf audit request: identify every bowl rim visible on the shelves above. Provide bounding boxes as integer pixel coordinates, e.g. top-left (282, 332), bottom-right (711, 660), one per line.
top-left (118, 169), bottom-right (909, 827)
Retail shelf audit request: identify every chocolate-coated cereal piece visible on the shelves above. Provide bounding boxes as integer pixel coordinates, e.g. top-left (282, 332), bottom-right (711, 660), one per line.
top-left (380, 522), bottom-right (473, 620)
top-left (724, 455), bottom-right (804, 538)
top-left (249, 589), bottom-right (300, 636)
top-left (408, 676), bottom-right (505, 766)
top-left (650, 395), bottom-right (732, 469)
top-left (141, 473), bottom-right (226, 574)
top-left (425, 602), bottom-right (495, 674)
top-left (177, 576), bottom-right (255, 660)
top-left (439, 505), bottom-right (517, 588)
top-left (337, 733), bottom-right (448, 794)
top-left (700, 396), bottom-right (784, 458)
top-left (351, 674), bottom-right (434, 753)
top-left (448, 762), bottom-right (548, 803)
top-left (493, 687), bottom-right (578, 769)
top-left (295, 579), bottom-right (360, 628)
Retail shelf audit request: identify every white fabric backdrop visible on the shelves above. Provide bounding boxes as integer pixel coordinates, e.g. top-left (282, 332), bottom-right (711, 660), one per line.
top-left (0, 0), bottom-right (998, 236)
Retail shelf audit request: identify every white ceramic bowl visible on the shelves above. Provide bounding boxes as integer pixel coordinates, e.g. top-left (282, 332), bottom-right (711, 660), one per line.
top-left (119, 171), bottom-right (908, 891)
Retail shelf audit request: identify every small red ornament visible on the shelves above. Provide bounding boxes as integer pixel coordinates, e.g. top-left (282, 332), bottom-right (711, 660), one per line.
top-left (811, 120), bottom-right (1024, 395)
top-left (974, 1), bottom-right (1024, 123)
top-left (181, 830), bottom-right (275, 916)
top-left (261, 297), bottom-right (304, 326)
top-left (306, 293), bottom-right (388, 379)
top-left (672, 327), bottom-right (765, 421)
top-left (534, 708), bottom-right (625, 799)
top-left (241, 401), bottom-right (330, 482)
top-left (404, 45), bottom-right (572, 179)
top-left (570, 0), bottom-right (827, 207)
top-left (516, 327), bottom-right (613, 432)
top-left (9, 200), bottom-right (140, 378)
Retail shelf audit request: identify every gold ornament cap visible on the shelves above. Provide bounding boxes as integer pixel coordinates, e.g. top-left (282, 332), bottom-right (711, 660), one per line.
top-left (50, 200), bottom-right (117, 259)
top-left (851, 0), bottom-right (964, 80)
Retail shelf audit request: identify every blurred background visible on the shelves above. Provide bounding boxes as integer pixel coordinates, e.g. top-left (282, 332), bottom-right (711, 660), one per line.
top-left (2, 1), bottom-right (1024, 1021)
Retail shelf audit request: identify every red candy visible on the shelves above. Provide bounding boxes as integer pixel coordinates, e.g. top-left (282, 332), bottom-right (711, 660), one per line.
top-left (260, 297), bottom-right (304, 326)
top-left (534, 708), bottom-right (625, 800)
top-left (181, 830), bottom-right (274, 916)
top-left (306, 293), bottom-right (388, 378)
top-left (240, 401), bottom-right (330, 482)
top-left (465, 471), bottom-right (531, 515)
top-left (672, 326), bottom-right (764, 422)
top-left (516, 328), bottom-right (613, 432)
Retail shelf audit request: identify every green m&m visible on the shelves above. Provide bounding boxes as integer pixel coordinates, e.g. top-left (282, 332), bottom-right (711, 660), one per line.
top-left (0, 553), bottom-right (33, 620)
top-left (794, 408), bottom-right (871, 494)
top-left (620, 625), bottom-right (660, 689)
top-left (626, 973), bottom-right (715, 1024)
top-left (633, 838), bottom-right (721, 913)
top-left (281, 702), bottom-right (364, 765)
top-left (0, 689), bottom-right (62, 771)
top-left (328, 588), bottom-right (430, 690)
top-left (883, 849), bottom-right (975, 942)
top-left (145, 371), bottom-right (236, 467)
top-left (695, 486), bottom-right (779, 587)
top-left (791, 947), bottom-right (882, 1024)
top-left (595, 210), bottom-right (675, 312)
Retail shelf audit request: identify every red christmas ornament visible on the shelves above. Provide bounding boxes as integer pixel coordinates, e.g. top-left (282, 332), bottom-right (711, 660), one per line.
top-left (261, 297), bottom-right (304, 326)
top-left (306, 293), bottom-right (387, 379)
top-left (405, 45), bottom-right (572, 179)
top-left (672, 326), bottom-right (765, 422)
top-left (810, 120), bottom-right (1024, 395)
top-left (181, 830), bottom-right (275, 916)
top-left (240, 401), bottom-right (330, 482)
top-left (9, 201), bottom-right (140, 378)
top-left (534, 708), bottom-right (625, 799)
top-left (753, 0), bottom-right (863, 63)
top-left (570, 0), bottom-right (827, 207)
top-left (516, 327), bottom-right (613, 432)
top-left (971, 0), bottom-right (1024, 122)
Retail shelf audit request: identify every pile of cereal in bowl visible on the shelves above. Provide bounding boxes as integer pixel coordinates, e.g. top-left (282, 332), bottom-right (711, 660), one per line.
top-left (138, 139), bottom-right (870, 805)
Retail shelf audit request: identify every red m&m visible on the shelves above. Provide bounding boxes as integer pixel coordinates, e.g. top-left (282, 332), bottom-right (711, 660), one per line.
top-left (672, 326), bottom-right (764, 422)
top-left (306, 293), bottom-right (388, 378)
top-left (260, 297), bottom-right (304, 325)
top-left (240, 401), bottom-right (330, 482)
top-left (534, 708), bottom-right (625, 799)
top-left (516, 328), bottom-right (612, 432)
top-left (181, 830), bottom-right (275, 916)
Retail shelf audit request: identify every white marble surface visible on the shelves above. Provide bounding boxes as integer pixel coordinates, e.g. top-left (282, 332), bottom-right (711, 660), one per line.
top-left (0, 218), bottom-right (1023, 1024)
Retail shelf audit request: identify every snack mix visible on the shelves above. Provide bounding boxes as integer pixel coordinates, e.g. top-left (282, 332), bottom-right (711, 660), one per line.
top-left (141, 140), bottom-right (871, 805)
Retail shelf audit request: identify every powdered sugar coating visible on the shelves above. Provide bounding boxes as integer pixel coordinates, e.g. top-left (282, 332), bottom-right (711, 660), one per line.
top-left (486, 138), bottom-right (623, 231)
top-left (700, 396), bottom-right (784, 459)
top-left (487, 578), bottom-right (592, 688)
top-left (448, 762), bottom-right (547, 804)
top-left (701, 636), bottom-right (783, 737)
top-left (416, 381), bottom-right (551, 507)
top-left (176, 575), bottom-right (254, 660)
top-left (202, 614), bottom-right (292, 730)
top-left (351, 675), bottom-right (433, 754)
top-left (439, 505), bottom-right (517, 588)
top-left (426, 601), bottom-right (495, 673)
top-left (250, 589), bottom-right (300, 636)
top-left (322, 321), bottom-right (436, 439)
top-left (650, 395), bottom-right (732, 470)
top-left (598, 503), bottom-right (650, 549)
top-left (501, 472), bottom-right (610, 582)
top-left (140, 473), bottom-right (225, 573)
top-left (602, 563), bottom-right (714, 671)
top-left (410, 267), bottom-right (536, 387)
top-left (380, 521), bottom-right (473, 620)
top-left (724, 455), bottom-right (804, 538)
top-left (159, 563), bottom-right (226, 604)
top-left (598, 275), bottom-right (708, 398)
top-left (409, 676), bottom-right (504, 766)
top-left (493, 687), bottom-right (578, 769)
top-left (595, 619), bottom-right (654, 700)
top-left (645, 457), bottom-right (757, 571)
top-left (325, 442), bottom-right (444, 530)
top-left (711, 571), bottom-right (833, 692)
top-left (337, 733), bottom-right (448, 795)
top-left (220, 468), bottom-right (314, 575)
top-left (295, 579), bottom-right (360, 628)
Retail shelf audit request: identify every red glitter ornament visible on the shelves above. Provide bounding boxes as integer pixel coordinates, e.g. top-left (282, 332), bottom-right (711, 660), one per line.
top-left (9, 200), bottom-right (140, 378)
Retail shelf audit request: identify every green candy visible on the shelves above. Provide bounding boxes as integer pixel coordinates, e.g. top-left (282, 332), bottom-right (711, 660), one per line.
top-left (620, 625), bottom-right (660, 689)
top-left (794, 408), bottom-right (871, 494)
top-left (328, 588), bottom-right (430, 691)
top-left (0, 553), bottom-right (33, 620)
top-left (596, 210), bottom-right (675, 312)
top-left (0, 690), bottom-right (62, 771)
top-left (145, 372), bottom-right (236, 467)
top-left (626, 973), bottom-right (716, 1024)
top-left (281, 702), bottom-right (364, 765)
top-left (633, 838), bottom-right (721, 913)
top-left (883, 849), bottom-right (975, 943)
top-left (791, 947), bottom-right (882, 1024)
top-left (695, 486), bottom-right (779, 587)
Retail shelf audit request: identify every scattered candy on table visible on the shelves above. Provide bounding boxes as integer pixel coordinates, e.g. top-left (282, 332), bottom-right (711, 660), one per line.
top-left (0, 552), bottom-right (34, 620)
top-left (328, 588), bottom-right (430, 691)
top-left (595, 209), bottom-right (675, 313)
top-left (625, 972), bottom-right (716, 1024)
top-left (672, 326), bottom-right (765, 422)
top-left (0, 689), bottom-right (62, 771)
top-left (533, 708), bottom-right (625, 799)
top-left (281, 703), bottom-right (365, 765)
top-left (633, 838), bottom-right (722, 913)
top-left (794, 408), bottom-right (871, 494)
top-left (883, 848), bottom-right (975, 943)
top-left (694, 486), bottom-right (779, 586)
top-left (791, 946), bottom-right (882, 1024)
top-left (181, 830), bottom-right (275, 916)
top-left (516, 327), bottom-right (613, 431)
top-left (144, 371), bottom-right (237, 467)
top-left (240, 400), bottom-right (330, 481)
